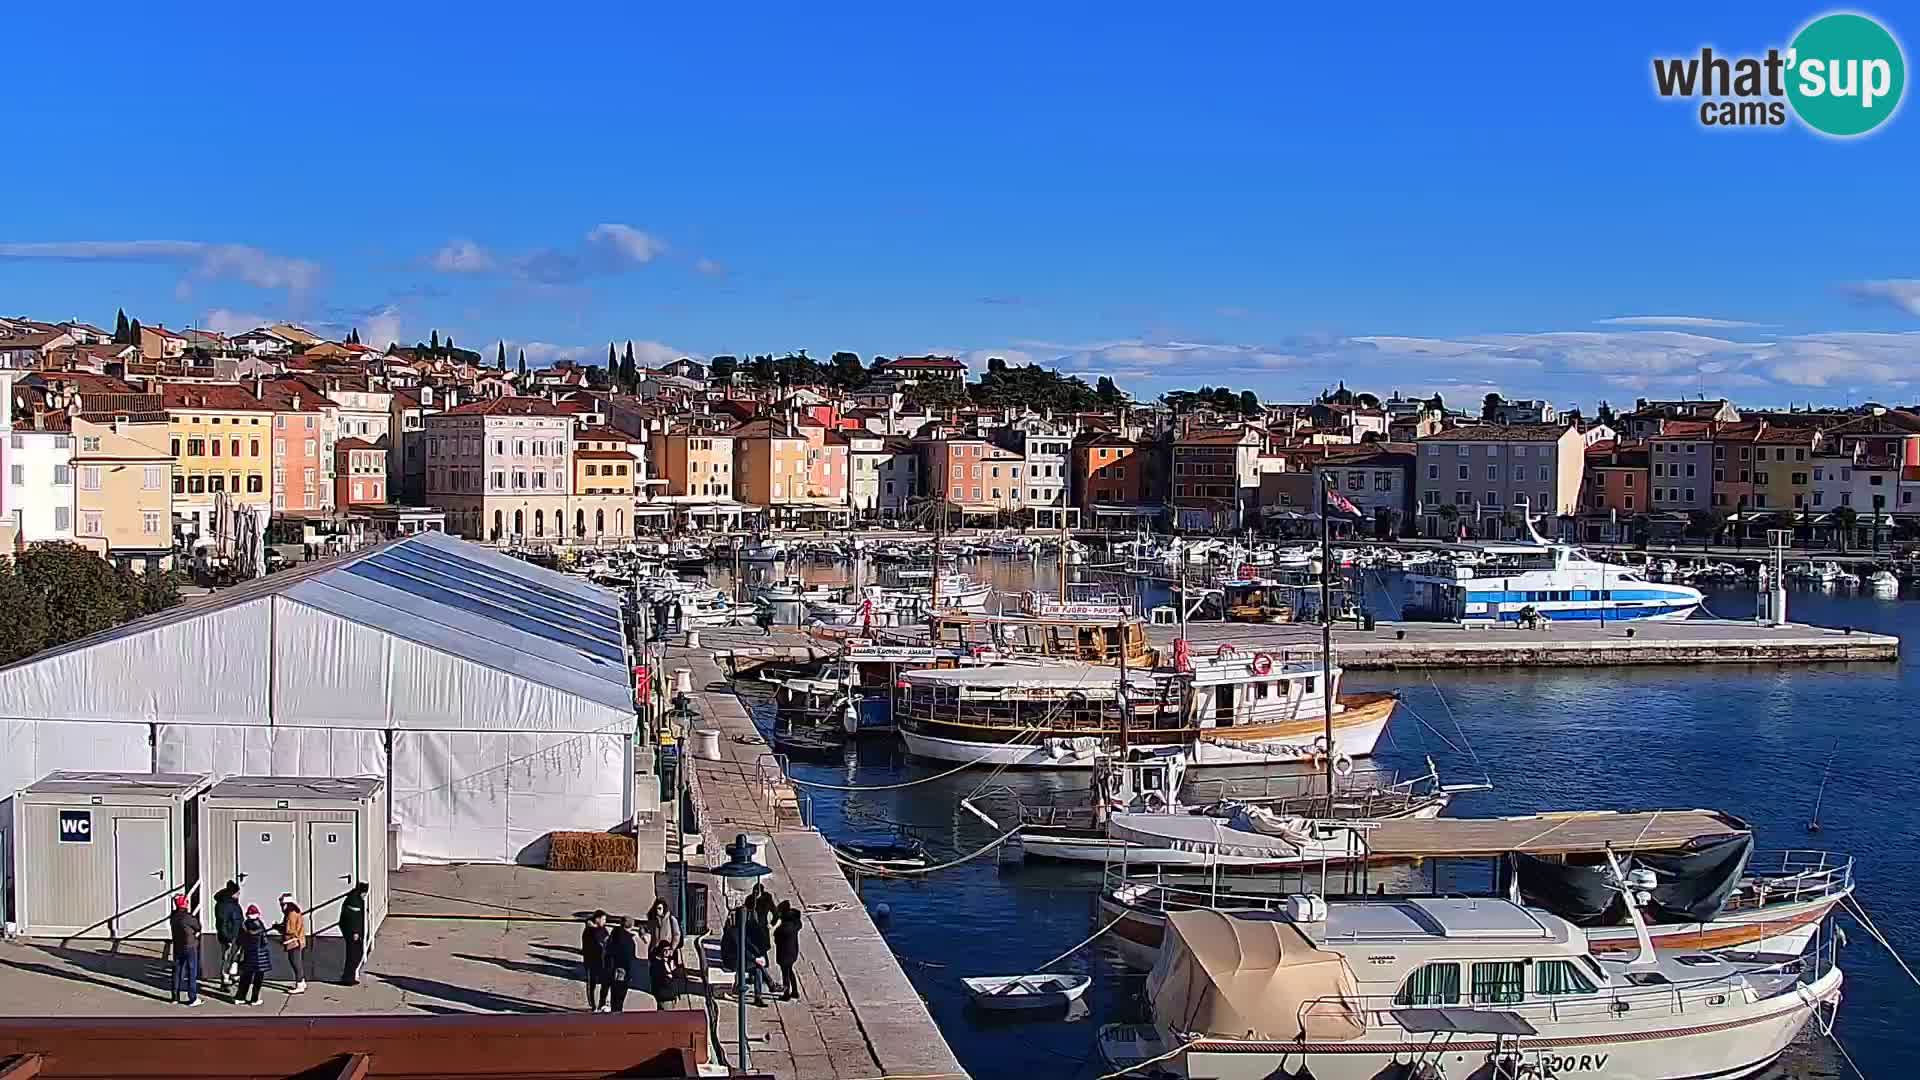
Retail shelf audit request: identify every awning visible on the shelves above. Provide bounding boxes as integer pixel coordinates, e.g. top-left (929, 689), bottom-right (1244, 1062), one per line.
top-left (1147, 910), bottom-right (1364, 1042)
top-left (1107, 813), bottom-right (1301, 860)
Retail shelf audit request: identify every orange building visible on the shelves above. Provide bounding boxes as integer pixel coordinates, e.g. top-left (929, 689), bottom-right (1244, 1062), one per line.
top-left (334, 437), bottom-right (388, 507)
top-left (648, 428), bottom-right (734, 499)
top-left (730, 418), bottom-right (810, 507)
top-left (1579, 440), bottom-right (1649, 542)
top-left (257, 378), bottom-right (339, 515)
top-left (1073, 432), bottom-right (1149, 509)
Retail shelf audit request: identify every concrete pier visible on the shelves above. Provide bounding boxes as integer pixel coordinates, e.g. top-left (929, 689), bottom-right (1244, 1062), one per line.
top-left (660, 633), bottom-right (966, 1080)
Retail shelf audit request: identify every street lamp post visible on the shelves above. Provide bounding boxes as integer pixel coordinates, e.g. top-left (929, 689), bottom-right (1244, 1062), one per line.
top-left (713, 833), bottom-right (772, 1074)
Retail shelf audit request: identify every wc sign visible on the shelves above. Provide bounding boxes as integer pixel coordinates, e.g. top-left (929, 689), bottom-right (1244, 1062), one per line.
top-left (58, 810), bottom-right (93, 843)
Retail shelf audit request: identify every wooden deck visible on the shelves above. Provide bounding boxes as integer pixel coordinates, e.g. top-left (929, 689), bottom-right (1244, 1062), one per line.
top-left (1366, 809), bottom-right (1748, 859)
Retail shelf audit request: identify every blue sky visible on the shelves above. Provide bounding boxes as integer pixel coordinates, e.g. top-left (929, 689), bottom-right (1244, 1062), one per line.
top-left (2, 3), bottom-right (1916, 408)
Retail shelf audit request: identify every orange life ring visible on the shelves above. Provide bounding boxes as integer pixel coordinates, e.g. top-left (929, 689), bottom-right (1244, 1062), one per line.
top-left (1251, 652), bottom-right (1273, 676)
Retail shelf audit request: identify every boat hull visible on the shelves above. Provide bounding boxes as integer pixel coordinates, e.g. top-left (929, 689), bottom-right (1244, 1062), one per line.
top-left (1105, 968), bottom-right (1838, 1080)
top-left (1021, 798), bottom-right (1447, 867)
top-left (899, 694), bottom-right (1396, 771)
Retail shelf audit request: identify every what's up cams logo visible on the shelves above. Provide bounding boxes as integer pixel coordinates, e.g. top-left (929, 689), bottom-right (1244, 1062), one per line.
top-left (1654, 12), bottom-right (1906, 136)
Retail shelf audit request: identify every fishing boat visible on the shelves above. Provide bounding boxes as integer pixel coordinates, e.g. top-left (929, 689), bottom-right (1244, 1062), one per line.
top-left (1869, 568), bottom-right (1899, 595)
top-left (678, 588), bottom-right (744, 626)
top-left (1789, 559), bottom-right (1845, 584)
top-left (1016, 580), bottom-right (1134, 620)
top-left (738, 538), bottom-right (789, 562)
top-left (1404, 509), bottom-right (1702, 623)
top-left (962, 973), bottom-right (1092, 1011)
top-left (753, 574), bottom-right (836, 604)
top-left (1099, 887), bottom-right (1842, 1080)
top-left (895, 648), bottom-right (1396, 770)
top-left (995, 751), bottom-right (1471, 866)
top-left (1095, 809), bottom-right (1853, 970)
top-left (927, 612), bottom-right (1160, 667)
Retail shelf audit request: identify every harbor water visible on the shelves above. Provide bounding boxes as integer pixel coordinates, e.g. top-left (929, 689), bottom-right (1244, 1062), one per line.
top-left (718, 557), bottom-right (1912, 1078)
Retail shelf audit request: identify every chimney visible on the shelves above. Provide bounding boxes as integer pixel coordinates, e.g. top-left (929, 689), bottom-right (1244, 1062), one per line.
top-left (252, 375), bottom-right (263, 399)
top-left (420, 385), bottom-right (432, 407)
top-left (32, 408), bottom-right (45, 430)
top-left (446, 388), bottom-right (459, 408)
top-left (292, 393), bottom-right (302, 412)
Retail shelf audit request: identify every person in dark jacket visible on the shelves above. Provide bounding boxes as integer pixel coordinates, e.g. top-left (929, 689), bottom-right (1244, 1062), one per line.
top-left (649, 932), bottom-right (678, 1007)
top-left (772, 902), bottom-right (802, 1002)
top-left (167, 895), bottom-right (202, 1007)
top-left (743, 902), bottom-right (773, 1007)
top-left (338, 882), bottom-right (370, 986)
top-left (581, 909), bottom-right (611, 1011)
top-left (603, 916), bottom-right (641, 1012)
top-left (212, 881), bottom-right (244, 991)
top-left (235, 905), bottom-right (274, 1005)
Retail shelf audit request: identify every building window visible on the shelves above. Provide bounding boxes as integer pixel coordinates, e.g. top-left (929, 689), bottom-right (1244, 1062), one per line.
top-left (80, 510), bottom-right (102, 535)
top-left (247, 475), bottom-right (264, 494)
top-left (143, 512), bottom-right (161, 535)
top-left (54, 506), bottom-right (70, 532)
top-left (53, 464), bottom-right (70, 486)
top-left (80, 466), bottom-right (101, 491)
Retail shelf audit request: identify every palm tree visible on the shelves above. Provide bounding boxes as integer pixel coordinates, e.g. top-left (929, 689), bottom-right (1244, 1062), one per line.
top-left (1832, 505), bottom-right (1859, 553)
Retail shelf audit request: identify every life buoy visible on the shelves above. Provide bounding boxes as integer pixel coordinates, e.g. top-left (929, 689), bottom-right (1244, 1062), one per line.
top-left (1215, 643), bottom-right (1237, 659)
top-left (1332, 752), bottom-right (1355, 777)
top-left (1251, 652), bottom-right (1273, 676)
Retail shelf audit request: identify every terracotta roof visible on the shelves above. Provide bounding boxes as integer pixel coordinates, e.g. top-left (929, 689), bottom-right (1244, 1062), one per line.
top-left (573, 425), bottom-right (637, 443)
top-left (730, 418), bottom-right (809, 440)
top-left (1419, 424), bottom-right (1571, 442)
top-left (256, 378), bottom-right (341, 412)
top-left (1177, 427), bottom-right (1260, 446)
top-left (442, 396), bottom-right (572, 417)
top-left (1652, 419), bottom-right (1713, 437)
top-left (159, 383), bottom-right (267, 411)
top-left (574, 449), bottom-right (634, 461)
top-left (1753, 424), bottom-right (1816, 445)
top-left (334, 437), bottom-right (378, 451)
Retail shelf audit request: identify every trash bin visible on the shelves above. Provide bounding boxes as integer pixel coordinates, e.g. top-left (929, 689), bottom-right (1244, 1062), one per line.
top-left (1362, 613), bottom-right (1377, 631)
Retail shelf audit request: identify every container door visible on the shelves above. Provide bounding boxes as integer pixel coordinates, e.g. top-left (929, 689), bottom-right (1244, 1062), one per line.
top-left (112, 817), bottom-right (171, 939)
top-left (306, 822), bottom-right (357, 936)
top-left (236, 821), bottom-right (296, 918)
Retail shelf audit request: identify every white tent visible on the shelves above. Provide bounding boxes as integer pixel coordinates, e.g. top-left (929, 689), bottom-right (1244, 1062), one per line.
top-left (0, 531), bottom-right (635, 865)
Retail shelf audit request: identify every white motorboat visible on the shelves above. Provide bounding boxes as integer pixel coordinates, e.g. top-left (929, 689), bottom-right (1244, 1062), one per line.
top-left (1790, 559), bottom-right (1844, 584)
top-left (754, 574), bottom-right (835, 604)
top-left (1404, 511), bottom-right (1701, 623)
top-left (1869, 569), bottom-right (1899, 594)
top-left (1101, 887), bottom-right (1842, 1080)
top-left (962, 973), bottom-right (1092, 1011)
top-left (738, 539), bottom-right (788, 562)
top-left (677, 588), bottom-right (743, 626)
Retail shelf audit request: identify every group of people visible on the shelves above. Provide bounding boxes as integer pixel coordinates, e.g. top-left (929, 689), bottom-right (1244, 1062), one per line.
top-left (167, 880), bottom-right (371, 1006)
top-left (580, 898), bottom-right (682, 1012)
top-left (720, 883), bottom-right (803, 1008)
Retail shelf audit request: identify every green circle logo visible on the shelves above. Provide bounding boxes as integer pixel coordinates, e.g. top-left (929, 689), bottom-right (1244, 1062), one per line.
top-left (1787, 13), bottom-right (1906, 136)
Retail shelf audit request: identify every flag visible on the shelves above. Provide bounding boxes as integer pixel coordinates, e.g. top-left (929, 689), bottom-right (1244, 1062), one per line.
top-left (1324, 481), bottom-right (1362, 517)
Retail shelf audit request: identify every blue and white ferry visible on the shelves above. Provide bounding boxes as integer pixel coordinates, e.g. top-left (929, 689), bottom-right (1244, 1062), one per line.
top-left (1404, 516), bottom-right (1702, 624)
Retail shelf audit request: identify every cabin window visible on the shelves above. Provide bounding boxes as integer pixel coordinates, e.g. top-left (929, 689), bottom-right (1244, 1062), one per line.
top-left (1277, 678), bottom-right (1290, 696)
top-left (1303, 676), bottom-right (1316, 694)
top-left (1394, 962), bottom-right (1460, 1005)
top-left (1471, 961), bottom-right (1526, 1004)
top-left (1534, 960), bottom-right (1598, 996)
top-left (1253, 682), bottom-right (1269, 700)
top-left (1214, 685), bottom-right (1236, 725)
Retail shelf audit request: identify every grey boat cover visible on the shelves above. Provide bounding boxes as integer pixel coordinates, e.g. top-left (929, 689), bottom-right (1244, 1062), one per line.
top-left (1510, 833), bottom-right (1754, 926)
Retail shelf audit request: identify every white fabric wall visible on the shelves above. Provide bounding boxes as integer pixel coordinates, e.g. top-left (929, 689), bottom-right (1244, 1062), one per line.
top-left (0, 601), bottom-right (271, 725)
top-left (154, 724), bottom-right (387, 779)
top-left (389, 729), bottom-right (631, 865)
top-left (268, 605), bottom-right (393, 729)
top-left (0, 718), bottom-right (153, 800)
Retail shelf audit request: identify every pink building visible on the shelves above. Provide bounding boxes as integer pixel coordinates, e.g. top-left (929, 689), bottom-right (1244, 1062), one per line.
top-left (335, 437), bottom-right (388, 507)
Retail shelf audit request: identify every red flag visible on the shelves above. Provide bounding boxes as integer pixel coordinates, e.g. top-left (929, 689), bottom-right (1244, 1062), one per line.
top-left (1325, 484), bottom-right (1361, 517)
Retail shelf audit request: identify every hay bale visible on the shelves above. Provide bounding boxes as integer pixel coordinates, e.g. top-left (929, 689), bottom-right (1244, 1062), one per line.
top-left (546, 831), bottom-right (637, 872)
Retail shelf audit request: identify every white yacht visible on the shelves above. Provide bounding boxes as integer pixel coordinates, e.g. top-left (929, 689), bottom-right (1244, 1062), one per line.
top-left (1405, 513), bottom-right (1701, 624)
top-left (1103, 895), bottom-right (1841, 1080)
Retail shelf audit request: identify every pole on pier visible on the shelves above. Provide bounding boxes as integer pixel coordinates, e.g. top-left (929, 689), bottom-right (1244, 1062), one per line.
top-left (1319, 475), bottom-right (1336, 801)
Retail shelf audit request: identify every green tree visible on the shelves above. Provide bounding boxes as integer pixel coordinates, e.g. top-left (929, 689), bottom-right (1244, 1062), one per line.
top-left (430, 330), bottom-right (440, 352)
top-left (11, 543), bottom-right (133, 653)
top-left (496, 341), bottom-right (506, 369)
top-left (826, 351), bottom-right (866, 390)
top-left (710, 355), bottom-right (739, 382)
top-left (128, 565), bottom-right (183, 616)
top-left (348, 327), bottom-right (360, 345)
top-left (113, 309), bottom-right (130, 343)
top-left (1239, 390), bottom-right (1260, 417)
top-left (1596, 400), bottom-right (1617, 425)
top-left (1095, 376), bottom-right (1122, 405)
top-left (1436, 503), bottom-right (1460, 538)
top-left (1629, 513), bottom-right (1653, 548)
top-left (905, 376), bottom-right (969, 411)
top-left (621, 342), bottom-right (638, 391)
top-left (128, 318), bottom-right (143, 347)
top-left (518, 349), bottom-right (528, 382)
top-left (1481, 392), bottom-right (1504, 421)
top-left (1833, 505), bottom-right (1858, 552)
top-left (1355, 392), bottom-right (1381, 409)
top-left (0, 569), bottom-right (50, 664)
top-left (1426, 393), bottom-right (1445, 413)
top-left (607, 342), bottom-right (616, 374)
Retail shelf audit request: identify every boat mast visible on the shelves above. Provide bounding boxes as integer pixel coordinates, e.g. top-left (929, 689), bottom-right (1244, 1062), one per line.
top-left (1058, 507), bottom-right (1070, 604)
top-left (928, 500), bottom-right (943, 632)
top-left (1319, 474), bottom-right (1335, 801)
top-left (1116, 618), bottom-right (1130, 758)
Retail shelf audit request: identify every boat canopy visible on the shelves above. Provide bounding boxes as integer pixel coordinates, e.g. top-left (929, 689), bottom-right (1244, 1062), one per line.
top-left (1108, 813), bottom-right (1308, 861)
top-left (1147, 910), bottom-right (1365, 1043)
top-left (901, 662), bottom-right (1156, 698)
top-left (1512, 832), bottom-right (1754, 926)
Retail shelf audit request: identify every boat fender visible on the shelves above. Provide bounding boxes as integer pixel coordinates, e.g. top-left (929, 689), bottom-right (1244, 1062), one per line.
top-left (1250, 652), bottom-right (1273, 676)
top-left (1215, 643), bottom-right (1237, 658)
top-left (1332, 752), bottom-right (1354, 778)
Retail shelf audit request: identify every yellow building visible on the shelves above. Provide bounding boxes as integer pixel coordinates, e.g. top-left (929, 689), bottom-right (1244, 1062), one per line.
top-left (161, 383), bottom-right (274, 535)
top-left (648, 429), bottom-right (735, 499)
top-left (731, 419), bottom-right (810, 508)
top-left (72, 415), bottom-right (175, 570)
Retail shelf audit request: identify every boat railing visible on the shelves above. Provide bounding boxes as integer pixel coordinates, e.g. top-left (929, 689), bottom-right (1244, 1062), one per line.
top-left (1182, 766), bottom-right (1406, 806)
top-left (1723, 850), bottom-right (1854, 911)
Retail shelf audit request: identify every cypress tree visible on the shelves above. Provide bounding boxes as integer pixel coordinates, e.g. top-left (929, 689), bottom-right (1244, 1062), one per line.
top-left (518, 349), bottom-right (527, 381)
top-left (113, 309), bottom-right (130, 343)
top-left (129, 318), bottom-right (143, 347)
top-left (621, 341), bottom-right (637, 392)
top-left (497, 341), bottom-right (506, 368)
top-left (430, 330), bottom-right (440, 351)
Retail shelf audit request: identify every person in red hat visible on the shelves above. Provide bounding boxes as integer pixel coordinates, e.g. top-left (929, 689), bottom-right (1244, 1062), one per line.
top-left (167, 894), bottom-right (202, 1007)
top-left (235, 905), bottom-right (274, 1005)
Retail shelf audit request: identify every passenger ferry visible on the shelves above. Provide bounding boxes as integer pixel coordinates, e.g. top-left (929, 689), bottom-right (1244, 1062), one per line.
top-left (1405, 513), bottom-right (1702, 624)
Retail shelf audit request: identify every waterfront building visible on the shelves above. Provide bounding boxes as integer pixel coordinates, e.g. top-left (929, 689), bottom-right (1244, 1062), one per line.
top-left (569, 427), bottom-right (635, 541)
top-left (424, 396), bottom-right (573, 543)
top-left (1171, 426), bottom-right (1261, 531)
top-left (1072, 431), bottom-right (1151, 519)
top-left (1578, 439), bottom-right (1650, 543)
top-left (1646, 419), bottom-right (1713, 516)
top-left (875, 436), bottom-right (920, 519)
top-left (257, 378), bottom-right (338, 515)
top-left (71, 414), bottom-right (173, 569)
top-left (1413, 423), bottom-right (1584, 539)
top-left (993, 419), bottom-right (1075, 527)
top-left (334, 436), bottom-right (388, 509)
top-left (5, 409), bottom-right (75, 543)
top-left (1311, 447), bottom-right (1414, 536)
top-left (160, 383), bottom-right (274, 536)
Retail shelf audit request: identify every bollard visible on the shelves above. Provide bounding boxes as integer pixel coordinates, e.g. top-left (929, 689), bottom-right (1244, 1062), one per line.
top-left (674, 667), bottom-right (693, 696)
top-left (693, 728), bottom-right (723, 761)
top-left (687, 628), bottom-right (702, 648)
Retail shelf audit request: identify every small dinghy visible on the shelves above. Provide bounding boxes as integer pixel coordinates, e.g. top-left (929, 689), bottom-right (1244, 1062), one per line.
top-left (832, 833), bottom-right (930, 872)
top-left (961, 973), bottom-right (1092, 1011)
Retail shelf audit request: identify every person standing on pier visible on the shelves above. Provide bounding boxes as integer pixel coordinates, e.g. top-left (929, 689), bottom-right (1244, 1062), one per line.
top-left (772, 901), bottom-right (802, 1002)
top-left (644, 898), bottom-right (681, 973)
top-left (167, 895), bottom-right (202, 1007)
top-left (274, 894), bottom-right (309, 994)
top-left (213, 881), bottom-right (244, 991)
top-left (582, 910), bottom-right (611, 1011)
top-left (744, 899), bottom-right (774, 1007)
top-left (338, 882), bottom-right (370, 986)
top-left (604, 916), bottom-right (641, 1012)
top-left (236, 905), bottom-right (273, 1005)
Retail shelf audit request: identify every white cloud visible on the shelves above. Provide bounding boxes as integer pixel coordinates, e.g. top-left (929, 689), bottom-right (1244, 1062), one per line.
top-left (694, 257), bottom-right (726, 277)
top-left (201, 308), bottom-right (272, 335)
top-left (1594, 315), bottom-right (1767, 328)
top-left (358, 305), bottom-right (404, 350)
top-left (1842, 279), bottom-right (1920, 317)
top-left (429, 240), bottom-right (494, 273)
top-left (585, 224), bottom-right (666, 265)
top-left (0, 240), bottom-right (320, 293)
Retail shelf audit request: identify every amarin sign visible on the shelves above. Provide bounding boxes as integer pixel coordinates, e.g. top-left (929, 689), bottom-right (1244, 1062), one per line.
top-left (1653, 12), bottom-right (1906, 136)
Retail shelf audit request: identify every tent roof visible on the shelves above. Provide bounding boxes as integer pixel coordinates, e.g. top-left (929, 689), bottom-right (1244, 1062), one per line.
top-left (0, 531), bottom-right (633, 724)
